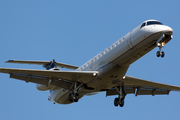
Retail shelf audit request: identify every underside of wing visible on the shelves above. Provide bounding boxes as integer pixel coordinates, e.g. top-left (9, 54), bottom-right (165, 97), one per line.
top-left (124, 76), bottom-right (180, 91)
top-left (0, 68), bottom-right (98, 90)
top-left (106, 76), bottom-right (180, 96)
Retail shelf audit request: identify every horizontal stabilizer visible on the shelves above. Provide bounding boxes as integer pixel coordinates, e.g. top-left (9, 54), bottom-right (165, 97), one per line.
top-left (6, 60), bottom-right (79, 70)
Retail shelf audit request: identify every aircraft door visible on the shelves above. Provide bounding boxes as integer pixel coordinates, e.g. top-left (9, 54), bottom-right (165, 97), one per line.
top-left (126, 32), bottom-right (133, 49)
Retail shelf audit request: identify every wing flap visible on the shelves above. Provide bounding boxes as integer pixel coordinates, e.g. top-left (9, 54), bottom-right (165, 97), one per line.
top-left (106, 76), bottom-right (180, 96)
top-left (106, 87), bottom-right (135, 96)
top-left (136, 87), bottom-right (169, 96)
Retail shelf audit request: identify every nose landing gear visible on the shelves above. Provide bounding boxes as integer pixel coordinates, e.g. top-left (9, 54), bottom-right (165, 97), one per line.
top-left (156, 45), bottom-right (165, 58)
top-left (156, 34), bottom-right (166, 58)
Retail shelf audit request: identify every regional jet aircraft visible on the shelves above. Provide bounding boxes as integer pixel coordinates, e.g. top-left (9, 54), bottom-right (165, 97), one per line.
top-left (0, 20), bottom-right (179, 107)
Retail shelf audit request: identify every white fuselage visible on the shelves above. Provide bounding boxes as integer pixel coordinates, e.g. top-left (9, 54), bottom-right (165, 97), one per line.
top-left (48, 20), bottom-right (173, 104)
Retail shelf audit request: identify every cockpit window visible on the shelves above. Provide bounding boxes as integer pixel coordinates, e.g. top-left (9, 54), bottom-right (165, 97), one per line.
top-left (140, 22), bottom-right (146, 28)
top-left (147, 21), bottom-right (163, 26)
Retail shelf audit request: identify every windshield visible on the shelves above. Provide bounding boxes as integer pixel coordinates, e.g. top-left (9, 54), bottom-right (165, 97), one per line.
top-left (147, 21), bottom-right (163, 26)
top-left (140, 22), bottom-right (146, 28)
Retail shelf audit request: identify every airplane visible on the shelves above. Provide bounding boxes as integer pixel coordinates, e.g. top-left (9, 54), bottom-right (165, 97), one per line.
top-left (0, 19), bottom-right (180, 107)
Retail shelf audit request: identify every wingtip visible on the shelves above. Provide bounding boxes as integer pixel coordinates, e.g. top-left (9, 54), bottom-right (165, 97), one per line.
top-left (5, 60), bottom-right (14, 63)
top-left (5, 60), bottom-right (12, 63)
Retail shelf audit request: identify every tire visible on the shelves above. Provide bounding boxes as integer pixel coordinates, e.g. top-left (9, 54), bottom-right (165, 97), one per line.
top-left (114, 98), bottom-right (119, 107)
top-left (74, 93), bottom-right (79, 102)
top-left (68, 93), bottom-right (74, 102)
top-left (161, 51), bottom-right (165, 58)
top-left (119, 98), bottom-right (124, 107)
top-left (156, 51), bottom-right (160, 57)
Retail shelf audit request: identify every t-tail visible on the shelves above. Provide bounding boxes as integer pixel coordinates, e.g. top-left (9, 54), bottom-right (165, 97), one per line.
top-left (43, 59), bottom-right (56, 70)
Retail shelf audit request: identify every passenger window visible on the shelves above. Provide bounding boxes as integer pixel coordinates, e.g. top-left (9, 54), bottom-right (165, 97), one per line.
top-left (117, 40), bottom-right (121, 44)
top-left (106, 48), bottom-right (109, 52)
top-left (140, 22), bottom-right (146, 28)
top-left (122, 38), bottom-right (124, 42)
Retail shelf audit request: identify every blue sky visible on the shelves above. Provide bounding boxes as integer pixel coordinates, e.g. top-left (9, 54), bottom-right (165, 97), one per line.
top-left (0, 0), bottom-right (180, 120)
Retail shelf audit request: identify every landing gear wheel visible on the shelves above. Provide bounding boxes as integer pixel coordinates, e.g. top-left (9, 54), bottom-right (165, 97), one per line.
top-left (74, 93), bottom-right (79, 102)
top-left (161, 51), bottom-right (165, 58)
top-left (156, 51), bottom-right (160, 57)
top-left (119, 98), bottom-right (124, 107)
top-left (114, 98), bottom-right (119, 107)
top-left (68, 93), bottom-right (74, 102)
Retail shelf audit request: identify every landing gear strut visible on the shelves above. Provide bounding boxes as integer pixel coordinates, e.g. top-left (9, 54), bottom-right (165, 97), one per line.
top-left (114, 86), bottom-right (126, 107)
top-left (68, 82), bottom-right (83, 102)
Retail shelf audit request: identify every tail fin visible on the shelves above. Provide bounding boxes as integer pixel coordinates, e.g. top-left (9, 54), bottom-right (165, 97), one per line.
top-left (43, 59), bottom-right (56, 70)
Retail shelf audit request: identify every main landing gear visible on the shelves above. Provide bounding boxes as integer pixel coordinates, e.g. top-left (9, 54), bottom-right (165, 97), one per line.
top-left (68, 82), bottom-right (83, 102)
top-left (114, 86), bottom-right (126, 107)
top-left (69, 93), bottom-right (79, 102)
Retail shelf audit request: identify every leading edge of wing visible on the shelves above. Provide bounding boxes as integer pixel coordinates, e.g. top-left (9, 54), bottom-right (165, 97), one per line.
top-left (6, 60), bottom-right (79, 70)
top-left (123, 76), bottom-right (180, 91)
top-left (0, 68), bottom-right (98, 83)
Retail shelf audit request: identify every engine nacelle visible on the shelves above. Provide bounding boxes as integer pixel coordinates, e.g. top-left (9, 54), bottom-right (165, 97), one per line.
top-left (36, 84), bottom-right (58, 91)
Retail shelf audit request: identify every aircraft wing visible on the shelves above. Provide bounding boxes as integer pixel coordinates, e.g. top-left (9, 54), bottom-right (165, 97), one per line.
top-left (106, 76), bottom-right (180, 96)
top-left (0, 68), bottom-right (98, 89)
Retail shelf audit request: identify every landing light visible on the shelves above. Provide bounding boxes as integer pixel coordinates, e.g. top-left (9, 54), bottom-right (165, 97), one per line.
top-left (93, 73), bottom-right (97, 76)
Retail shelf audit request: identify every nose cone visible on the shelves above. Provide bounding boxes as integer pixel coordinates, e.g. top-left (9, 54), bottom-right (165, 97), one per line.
top-left (162, 25), bottom-right (173, 35)
top-left (148, 25), bottom-right (173, 35)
